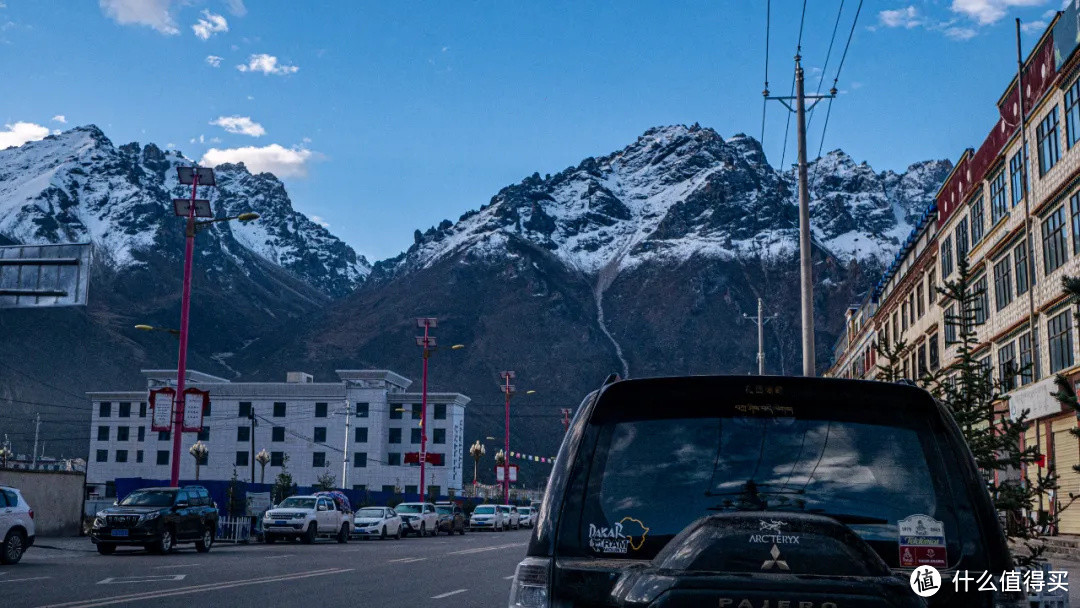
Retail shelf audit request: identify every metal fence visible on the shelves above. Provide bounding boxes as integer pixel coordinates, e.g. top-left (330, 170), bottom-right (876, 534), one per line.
top-left (216, 516), bottom-right (252, 543)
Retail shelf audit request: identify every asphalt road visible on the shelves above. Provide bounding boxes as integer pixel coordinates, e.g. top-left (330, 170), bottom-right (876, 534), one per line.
top-left (5, 528), bottom-right (532, 608)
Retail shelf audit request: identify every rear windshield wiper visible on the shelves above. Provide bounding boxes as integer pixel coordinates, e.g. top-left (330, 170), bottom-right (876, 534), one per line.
top-left (806, 511), bottom-right (888, 525)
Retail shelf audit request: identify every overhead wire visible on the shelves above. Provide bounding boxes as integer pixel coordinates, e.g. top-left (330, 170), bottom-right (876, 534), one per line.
top-left (817, 0), bottom-right (863, 158)
top-left (760, 0), bottom-right (771, 145)
top-left (779, 0), bottom-right (809, 171)
top-left (806, 0), bottom-right (846, 131)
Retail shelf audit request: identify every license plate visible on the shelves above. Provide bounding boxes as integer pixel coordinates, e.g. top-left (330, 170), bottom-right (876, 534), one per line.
top-left (111, 529), bottom-right (129, 537)
top-left (275, 521), bottom-right (286, 526)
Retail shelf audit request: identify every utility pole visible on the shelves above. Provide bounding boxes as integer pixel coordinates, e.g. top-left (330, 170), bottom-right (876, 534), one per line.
top-left (341, 399), bottom-right (351, 490)
top-left (743, 298), bottom-right (779, 375)
top-left (31, 413), bottom-right (40, 470)
top-left (499, 371), bottom-right (515, 505)
top-left (765, 55), bottom-right (834, 377)
top-left (416, 317), bottom-right (437, 503)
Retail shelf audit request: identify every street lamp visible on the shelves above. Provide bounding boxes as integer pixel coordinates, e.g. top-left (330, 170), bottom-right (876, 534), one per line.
top-left (499, 371), bottom-right (515, 505)
top-left (189, 440), bottom-right (208, 481)
top-left (469, 440), bottom-right (486, 498)
top-left (255, 449), bottom-right (270, 484)
top-left (134, 324), bottom-right (180, 336)
top-left (167, 165), bottom-right (260, 488)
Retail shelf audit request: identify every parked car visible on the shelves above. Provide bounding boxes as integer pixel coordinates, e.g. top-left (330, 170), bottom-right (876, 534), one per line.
top-left (510, 376), bottom-right (1021, 608)
top-left (90, 486), bottom-right (217, 555)
top-left (395, 502), bottom-right (438, 537)
top-left (0, 486), bottom-right (34, 565)
top-left (434, 502), bottom-right (466, 535)
top-left (468, 504), bottom-right (505, 531)
top-left (352, 506), bottom-right (402, 540)
top-left (499, 505), bottom-right (519, 530)
top-left (517, 506), bottom-right (537, 528)
top-left (263, 494), bottom-right (351, 544)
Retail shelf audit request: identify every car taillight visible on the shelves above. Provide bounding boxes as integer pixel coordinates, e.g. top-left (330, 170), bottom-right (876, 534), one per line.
top-left (28, 509), bottom-right (33, 519)
top-left (508, 557), bottom-right (550, 608)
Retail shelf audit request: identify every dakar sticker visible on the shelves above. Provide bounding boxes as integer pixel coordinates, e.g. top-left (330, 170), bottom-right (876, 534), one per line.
top-left (587, 517), bottom-right (649, 554)
top-left (898, 515), bottom-right (947, 568)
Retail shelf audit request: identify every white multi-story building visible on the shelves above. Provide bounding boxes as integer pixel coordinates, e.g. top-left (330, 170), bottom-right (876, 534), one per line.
top-left (86, 369), bottom-right (469, 498)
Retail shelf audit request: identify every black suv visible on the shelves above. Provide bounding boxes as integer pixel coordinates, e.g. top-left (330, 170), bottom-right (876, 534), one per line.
top-left (435, 502), bottom-right (466, 536)
top-left (510, 376), bottom-right (1019, 607)
top-left (91, 486), bottom-right (219, 555)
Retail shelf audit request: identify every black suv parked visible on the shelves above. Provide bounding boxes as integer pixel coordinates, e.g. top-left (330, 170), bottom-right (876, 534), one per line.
top-left (91, 486), bottom-right (219, 555)
top-left (510, 376), bottom-right (1019, 608)
top-left (435, 502), bottom-right (466, 535)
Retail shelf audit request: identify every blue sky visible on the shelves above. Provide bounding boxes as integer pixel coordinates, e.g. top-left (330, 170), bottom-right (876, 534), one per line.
top-left (0, 0), bottom-right (1068, 261)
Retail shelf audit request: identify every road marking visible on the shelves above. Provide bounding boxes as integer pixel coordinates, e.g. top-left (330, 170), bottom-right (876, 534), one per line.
top-left (388, 557), bottom-right (426, 563)
top-left (504, 575), bottom-right (515, 580)
top-left (97, 575), bottom-right (186, 585)
top-left (264, 554), bottom-right (292, 559)
top-left (431, 589), bottom-right (468, 599)
top-left (447, 543), bottom-right (522, 556)
top-left (36, 568), bottom-right (353, 608)
top-left (0, 576), bottom-right (51, 584)
top-left (151, 564), bottom-right (202, 569)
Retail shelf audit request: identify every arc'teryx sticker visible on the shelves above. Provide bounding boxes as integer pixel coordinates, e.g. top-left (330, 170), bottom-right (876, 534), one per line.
top-left (587, 517), bottom-right (650, 554)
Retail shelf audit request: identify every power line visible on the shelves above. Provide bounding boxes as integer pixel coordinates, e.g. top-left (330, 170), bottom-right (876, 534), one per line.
top-left (0, 360), bottom-right (91, 403)
top-left (761, 0), bottom-right (771, 145)
top-left (778, 0), bottom-right (807, 171)
top-left (806, 0), bottom-right (846, 131)
top-left (818, 0), bottom-right (863, 157)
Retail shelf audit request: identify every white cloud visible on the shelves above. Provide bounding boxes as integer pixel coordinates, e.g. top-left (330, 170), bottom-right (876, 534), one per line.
top-left (950, 0), bottom-right (1049, 26)
top-left (166, 143), bottom-right (176, 149)
top-left (302, 136), bottom-right (312, 144)
top-left (210, 115), bottom-right (265, 137)
top-left (0, 121), bottom-right (50, 150)
top-left (1021, 19), bottom-right (1049, 32)
top-left (880, 6), bottom-right (922, 28)
top-left (201, 144), bottom-right (314, 178)
top-left (189, 134), bottom-right (205, 144)
top-left (236, 53), bottom-right (298, 75)
top-left (310, 215), bottom-right (330, 228)
top-left (945, 26), bottom-right (979, 39)
top-left (192, 10), bottom-right (227, 40)
top-left (224, 0), bottom-right (246, 16)
top-left (51, 114), bottom-right (66, 124)
top-left (99, 0), bottom-right (179, 35)
top-left (205, 55), bottom-right (223, 67)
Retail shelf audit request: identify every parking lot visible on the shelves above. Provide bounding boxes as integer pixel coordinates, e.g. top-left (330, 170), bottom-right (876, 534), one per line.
top-left (5, 528), bottom-right (531, 608)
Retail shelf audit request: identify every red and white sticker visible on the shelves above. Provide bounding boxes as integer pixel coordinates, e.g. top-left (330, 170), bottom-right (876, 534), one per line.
top-left (898, 515), bottom-right (947, 568)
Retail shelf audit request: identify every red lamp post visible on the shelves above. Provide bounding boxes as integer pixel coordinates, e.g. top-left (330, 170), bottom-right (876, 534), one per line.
top-left (499, 371), bottom-right (515, 505)
top-left (415, 317), bottom-right (437, 502)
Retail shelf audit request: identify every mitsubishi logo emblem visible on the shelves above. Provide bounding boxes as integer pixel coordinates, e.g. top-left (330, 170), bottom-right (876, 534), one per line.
top-left (761, 543), bottom-right (790, 570)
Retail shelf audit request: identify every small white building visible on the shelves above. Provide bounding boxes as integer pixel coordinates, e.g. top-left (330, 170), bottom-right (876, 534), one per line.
top-left (86, 369), bottom-right (469, 498)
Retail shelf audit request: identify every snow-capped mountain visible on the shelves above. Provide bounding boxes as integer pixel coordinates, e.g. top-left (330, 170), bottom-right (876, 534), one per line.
top-left (375, 125), bottom-right (949, 282)
top-left (0, 125), bottom-right (369, 296)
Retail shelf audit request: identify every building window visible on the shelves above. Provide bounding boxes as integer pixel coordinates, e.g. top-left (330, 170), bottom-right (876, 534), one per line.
top-left (312, 452), bottom-right (326, 468)
top-left (203, 401), bottom-right (211, 417)
top-left (929, 332), bottom-right (940, 370)
top-left (956, 217), bottom-right (970, 260)
top-left (388, 453), bottom-right (401, 466)
top-left (917, 343), bottom-right (927, 377)
top-left (139, 402), bottom-right (147, 417)
top-left (354, 427), bottom-right (368, 443)
top-left (1037, 106), bottom-right (1061, 175)
top-left (273, 402), bottom-right (286, 417)
top-left (1048, 310), bottom-right (1075, 373)
top-left (405, 485), bottom-right (417, 496)
top-left (197, 428), bottom-right (209, 441)
top-left (1015, 241), bottom-right (1031, 295)
top-left (353, 452), bottom-right (367, 468)
top-left (434, 428), bottom-right (446, 444)
top-left (119, 402), bottom-right (131, 418)
top-left (1068, 77), bottom-right (1080, 148)
top-left (136, 450), bottom-right (144, 463)
top-left (970, 197), bottom-right (985, 245)
top-left (940, 236), bottom-right (954, 277)
top-left (1010, 147), bottom-right (1028, 207)
top-left (390, 407), bottom-right (402, 420)
top-left (892, 312), bottom-right (899, 341)
top-left (916, 282), bottom-right (925, 318)
top-left (272, 427), bottom-right (285, 442)
top-left (158, 430), bottom-right (170, 441)
top-left (156, 450), bottom-right (169, 465)
top-left (998, 342), bottom-right (1017, 392)
top-left (355, 402), bottom-right (369, 417)
top-left (238, 402), bottom-right (251, 418)
top-left (945, 305), bottom-right (958, 344)
top-left (990, 168), bottom-right (1008, 224)
top-left (353, 485), bottom-right (366, 491)
top-left (389, 428), bottom-right (402, 444)
top-left (901, 302), bottom-right (909, 332)
top-left (411, 405), bottom-right (422, 420)
top-left (194, 451), bottom-right (208, 466)
top-left (927, 269), bottom-right (936, 303)
top-left (96, 449), bottom-right (108, 462)
top-left (994, 255), bottom-right (1013, 311)
top-left (99, 402), bottom-right (111, 418)
top-left (97, 426), bottom-right (110, 441)
top-left (382, 485), bottom-right (395, 493)
top-left (270, 451), bottom-right (284, 466)
top-left (972, 276), bottom-right (989, 326)
top-left (909, 292), bottom-right (916, 325)
top-left (411, 428), bottom-right (422, 444)
top-left (1042, 205), bottom-right (1069, 275)
top-left (434, 404), bottom-right (447, 420)
top-left (314, 427), bottom-right (327, 443)
top-left (979, 356), bottom-right (993, 382)
top-left (315, 402), bottom-right (328, 418)
top-left (235, 451), bottom-right (248, 467)
top-left (237, 426), bottom-right (249, 442)
top-left (117, 426), bottom-right (129, 441)
top-left (115, 449), bottom-right (128, 463)
top-left (1072, 193), bottom-right (1080, 255)
top-left (137, 427), bottom-right (145, 442)
top-left (1019, 332), bottom-right (1035, 385)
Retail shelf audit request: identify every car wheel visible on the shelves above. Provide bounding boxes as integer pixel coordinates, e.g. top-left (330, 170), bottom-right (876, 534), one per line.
top-left (459, 524), bottom-right (466, 536)
top-left (395, 526), bottom-right (402, 540)
top-left (95, 542), bottom-right (116, 556)
top-left (264, 533), bottom-right (276, 544)
top-left (0, 529), bottom-right (25, 565)
top-left (153, 527), bottom-right (175, 554)
top-left (380, 526), bottom-right (387, 540)
top-left (195, 526), bottom-right (214, 553)
top-left (337, 524), bottom-right (349, 544)
top-left (419, 522), bottom-right (426, 537)
top-left (302, 522), bottom-right (317, 544)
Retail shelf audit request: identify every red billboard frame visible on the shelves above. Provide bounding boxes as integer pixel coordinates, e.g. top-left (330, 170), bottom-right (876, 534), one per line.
top-left (181, 388), bottom-right (209, 432)
top-left (149, 387), bottom-right (175, 432)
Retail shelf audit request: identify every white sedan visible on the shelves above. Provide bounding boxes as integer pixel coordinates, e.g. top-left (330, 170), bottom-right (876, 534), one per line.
top-left (352, 507), bottom-right (402, 540)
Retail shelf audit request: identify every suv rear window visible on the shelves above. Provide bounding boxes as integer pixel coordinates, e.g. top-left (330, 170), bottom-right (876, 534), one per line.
top-left (556, 379), bottom-right (979, 569)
